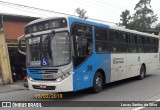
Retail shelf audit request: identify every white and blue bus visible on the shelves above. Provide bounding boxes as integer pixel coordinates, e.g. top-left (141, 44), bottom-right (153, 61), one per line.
top-left (19, 16), bottom-right (159, 93)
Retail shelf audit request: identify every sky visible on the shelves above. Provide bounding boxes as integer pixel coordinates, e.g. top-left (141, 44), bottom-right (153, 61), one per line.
top-left (0, 0), bottom-right (159, 26)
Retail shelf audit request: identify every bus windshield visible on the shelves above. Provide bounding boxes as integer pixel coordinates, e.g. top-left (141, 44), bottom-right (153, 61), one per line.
top-left (26, 32), bottom-right (70, 67)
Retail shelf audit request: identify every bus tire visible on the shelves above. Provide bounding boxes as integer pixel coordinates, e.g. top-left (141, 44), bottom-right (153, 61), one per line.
top-left (138, 65), bottom-right (146, 80)
top-left (92, 72), bottom-right (103, 93)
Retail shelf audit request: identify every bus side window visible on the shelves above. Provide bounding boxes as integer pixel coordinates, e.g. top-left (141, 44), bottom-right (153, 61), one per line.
top-left (119, 32), bottom-right (128, 52)
top-left (95, 27), bottom-right (108, 53)
top-left (144, 37), bottom-right (150, 53)
top-left (129, 34), bottom-right (137, 53)
top-left (155, 38), bottom-right (159, 52)
top-left (109, 30), bottom-right (119, 52)
top-left (150, 38), bottom-right (154, 52)
top-left (151, 38), bottom-right (158, 53)
top-left (71, 23), bottom-right (93, 68)
top-left (137, 36), bottom-right (143, 53)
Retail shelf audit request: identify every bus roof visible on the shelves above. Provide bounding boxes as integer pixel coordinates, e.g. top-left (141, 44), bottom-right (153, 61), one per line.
top-left (68, 16), bottom-right (158, 38)
top-left (25, 16), bottom-right (68, 27)
top-left (25, 16), bottom-right (158, 38)
top-left (68, 16), bottom-right (109, 28)
top-left (110, 26), bottom-right (158, 38)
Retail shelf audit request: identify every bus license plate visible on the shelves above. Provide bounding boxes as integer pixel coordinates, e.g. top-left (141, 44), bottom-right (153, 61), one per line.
top-left (42, 75), bottom-right (54, 79)
top-left (39, 84), bottom-right (47, 88)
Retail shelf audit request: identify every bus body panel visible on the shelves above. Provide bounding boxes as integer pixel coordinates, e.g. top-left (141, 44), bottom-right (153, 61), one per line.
top-left (72, 54), bottom-right (112, 91)
top-left (72, 55), bottom-right (94, 91)
top-left (111, 53), bottom-right (140, 81)
top-left (94, 54), bottom-right (111, 84)
top-left (68, 17), bottom-right (111, 91)
top-left (126, 53), bottom-right (141, 78)
top-left (111, 54), bottom-right (127, 81)
top-left (111, 53), bottom-right (159, 82)
top-left (27, 63), bottom-right (74, 92)
top-left (28, 73), bottom-right (73, 92)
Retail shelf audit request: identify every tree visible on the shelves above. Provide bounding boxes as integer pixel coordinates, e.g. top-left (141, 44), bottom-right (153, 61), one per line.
top-left (128, 0), bottom-right (158, 32)
top-left (119, 9), bottom-right (131, 27)
top-left (155, 23), bottom-right (160, 31)
top-left (75, 8), bottom-right (88, 19)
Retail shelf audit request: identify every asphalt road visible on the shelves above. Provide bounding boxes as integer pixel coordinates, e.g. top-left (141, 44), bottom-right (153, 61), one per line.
top-left (0, 69), bottom-right (160, 110)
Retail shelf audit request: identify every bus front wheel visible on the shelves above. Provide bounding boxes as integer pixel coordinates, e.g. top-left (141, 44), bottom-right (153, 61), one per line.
top-left (138, 65), bottom-right (146, 80)
top-left (92, 72), bottom-right (103, 93)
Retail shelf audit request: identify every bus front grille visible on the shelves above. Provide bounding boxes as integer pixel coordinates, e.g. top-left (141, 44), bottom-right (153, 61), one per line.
top-left (32, 85), bottom-right (56, 90)
top-left (28, 68), bottom-right (58, 74)
top-left (32, 78), bottom-right (56, 81)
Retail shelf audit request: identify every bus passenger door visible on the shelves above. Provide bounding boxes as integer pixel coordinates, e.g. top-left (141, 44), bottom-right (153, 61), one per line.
top-left (71, 23), bottom-right (93, 91)
top-left (73, 56), bottom-right (94, 90)
top-left (81, 56), bottom-right (94, 89)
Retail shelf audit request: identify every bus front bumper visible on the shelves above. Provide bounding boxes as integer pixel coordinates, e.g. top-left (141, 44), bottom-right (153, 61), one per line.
top-left (28, 74), bottom-right (73, 92)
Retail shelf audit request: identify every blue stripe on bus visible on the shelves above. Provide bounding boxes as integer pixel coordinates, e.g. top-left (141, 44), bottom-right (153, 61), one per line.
top-left (68, 16), bottom-right (109, 28)
top-left (68, 16), bottom-right (111, 91)
top-left (72, 54), bottom-right (111, 91)
top-left (27, 68), bottom-right (42, 79)
top-left (94, 54), bottom-right (111, 83)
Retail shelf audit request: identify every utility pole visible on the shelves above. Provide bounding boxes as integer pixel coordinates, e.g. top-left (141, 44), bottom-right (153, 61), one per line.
top-left (0, 28), bottom-right (13, 84)
top-left (159, 32), bottom-right (160, 68)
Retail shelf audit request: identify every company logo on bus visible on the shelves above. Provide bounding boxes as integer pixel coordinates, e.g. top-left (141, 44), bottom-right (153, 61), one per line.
top-left (113, 57), bottom-right (124, 64)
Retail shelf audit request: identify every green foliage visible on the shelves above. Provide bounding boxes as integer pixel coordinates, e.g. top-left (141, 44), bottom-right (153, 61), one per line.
top-left (155, 23), bottom-right (160, 31)
top-left (119, 0), bottom-right (158, 32)
top-left (75, 8), bottom-right (88, 19)
top-left (119, 9), bottom-right (131, 27)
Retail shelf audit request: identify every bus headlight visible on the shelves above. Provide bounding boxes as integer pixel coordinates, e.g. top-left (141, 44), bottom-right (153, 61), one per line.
top-left (55, 77), bottom-right (62, 82)
top-left (28, 77), bottom-right (34, 81)
top-left (55, 72), bottom-right (72, 82)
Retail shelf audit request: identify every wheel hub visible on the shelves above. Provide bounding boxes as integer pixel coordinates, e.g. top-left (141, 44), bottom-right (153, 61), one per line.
top-left (96, 77), bottom-right (102, 87)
